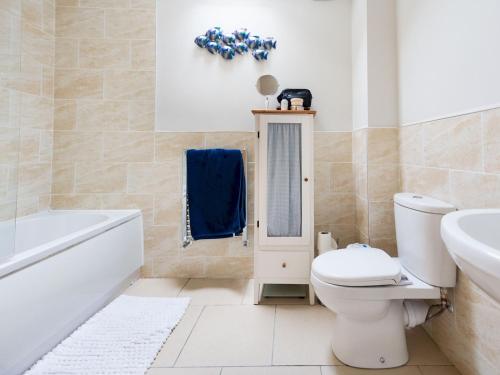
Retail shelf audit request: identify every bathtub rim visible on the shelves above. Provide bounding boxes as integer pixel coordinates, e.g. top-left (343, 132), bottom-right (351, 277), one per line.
top-left (0, 209), bottom-right (142, 279)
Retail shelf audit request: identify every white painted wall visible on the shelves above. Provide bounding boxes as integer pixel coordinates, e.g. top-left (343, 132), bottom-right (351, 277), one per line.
top-left (156, 0), bottom-right (352, 132)
top-left (351, 0), bottom-right (398, 129)
top-left (366, 0), bottom-right (398, 128)
top-left (397, 0), bottom-right (500, 125)
top-left (351, 0), bottom-right (368, 130)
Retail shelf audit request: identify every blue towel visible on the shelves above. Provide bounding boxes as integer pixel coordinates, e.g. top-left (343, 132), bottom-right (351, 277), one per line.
top-left (187, 149), bottom-right (246, 240)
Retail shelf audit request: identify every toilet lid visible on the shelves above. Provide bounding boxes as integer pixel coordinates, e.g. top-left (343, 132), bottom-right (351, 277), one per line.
top-left (312, 248), bottom-right (401, 286)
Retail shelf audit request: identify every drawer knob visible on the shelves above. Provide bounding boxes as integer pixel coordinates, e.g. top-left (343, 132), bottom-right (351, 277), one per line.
top-left (304, 177), bottom-right (309, 182)
top-left (282, 262), bottom-right (287, 268)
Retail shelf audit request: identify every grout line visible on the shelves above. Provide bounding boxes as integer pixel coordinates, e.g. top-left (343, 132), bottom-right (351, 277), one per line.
top-left (172, 304), bottom-right (206, 367)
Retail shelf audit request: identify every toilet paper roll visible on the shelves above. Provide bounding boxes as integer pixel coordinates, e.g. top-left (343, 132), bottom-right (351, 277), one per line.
top-left (317, 231), bottom-right (336, 254)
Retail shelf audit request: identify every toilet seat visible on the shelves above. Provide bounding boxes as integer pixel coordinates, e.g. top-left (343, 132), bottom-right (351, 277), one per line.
top-left (311, 260), bottom-right (441, 301)
top-left (312, 248), bottom-right (401, 286)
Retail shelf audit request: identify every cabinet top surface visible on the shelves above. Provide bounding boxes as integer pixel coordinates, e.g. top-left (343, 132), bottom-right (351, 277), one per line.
top-left (251, 109), bottom-right (316, 116)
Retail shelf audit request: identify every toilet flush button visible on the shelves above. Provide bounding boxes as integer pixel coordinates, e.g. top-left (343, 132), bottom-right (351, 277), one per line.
top-left (379, 357), bottom-right (386, 364)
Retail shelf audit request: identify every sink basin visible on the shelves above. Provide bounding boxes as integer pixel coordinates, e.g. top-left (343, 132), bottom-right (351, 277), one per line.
top-left (441, 209), bottom-right (500, 302)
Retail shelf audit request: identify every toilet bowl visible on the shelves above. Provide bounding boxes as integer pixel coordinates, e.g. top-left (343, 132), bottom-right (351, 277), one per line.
top-left (311, 193), bottom-right (457, 369)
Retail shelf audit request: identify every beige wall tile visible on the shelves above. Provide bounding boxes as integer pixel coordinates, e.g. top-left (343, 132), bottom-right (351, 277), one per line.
top-left (55, 38), bottom-right (77, 68)
top-left (75, 162), bottom-right (126, 193)
top-left (55, 69), bottom-right (103, 99)
top-left (450, 170), bottom-right (500, 209)
top-left (314, 161), bottom-right (330, 195)
top-left (18, 162), bottom-right (51, 196)
top-left (315, 191), bottom-right (354, 226)
top-left (22, 21), bottom-right (54, 66)
top-left (368, 164), bottom-right (399, 202)
top-left (54, 99), bottom-right (76, 130)
top-left (0, 127), bottom-right (20, 164)
top-left (101, 193), bottom-right (154, 225)
top-left (19, 94), bottom-right (53, 129)
top-left (42, 0), bottom-right (55, 36)
top-left (144, 225), bottom-right (180, 258)
top-left (131, 39), bottom-right (154, 70)
top-left (330, 163), bottom-right (353, 193)
top-left (130, 0), bottom-right (155, 9)
top-left (102, 131), bottom-right (154, 162)
top-left (19, 128), bottom-right (40, 162)
top-left (55, 0), bottom-right (77, 6)
top-left (103, 70), bottom-right (154, 100)
top-left (79, 0), bottom-right (130, 8)
top-left (315, 132), bottom-right (352, 162)
top-left (39, 129), bottom-right (53, 162)
top-left (399, 124), bottom-right (423, 166)
top-left (77, 100), bottom-right (128, 130)
top-left (129, 100), bottom-right (154, 131)
top-left (51, 193), bottom-right (101, 209)
top-left (423, 119), bottom-right (451, 168)
top-left (52, 161), bottom-right (74, 194)
top-left (42, 65), bottom-right (54, 98)
top-left (353, 162), bottom-right (367, 199)
top-left (105, 9), bottom-right (155, 39)
top-left (182, 238), bottom-right (229, 257)
top-left (2, 60), bottom-right (41, 95)
top-left (355, 196), bottom-right (368, 237)
top-left (369, 238), bottom-right (397, 257)
top-left (127, 162), bottom-right (180, 194)
top-left (483, 108), bottom-right (500, 173)
top-left (154, 193), bottom-right (181, 226)
top-left (22, 0), bottom-right (42, 28)
top-left (152, 256), bottom-right (205, 278)
top-left (367, 127), bottom-right (399, 165)
top-left (55, 7), bottom-right (104, 38)
top-left (79, 38), bottom-right (130, 69)
top-left (53, 131), bottom-right (102, 161)
top-left (204, 132), bottom-right (255, 162)
top-left (448, 113), bottom-right (482, 171)
top-left (400, 165), bottom-right (450, 202)
top-left (155, 133), bottom-right (204, 162)
top-left (369, 201), bottom-right (395, 239)
top-left (352, 128), bottom-right (367, 164)
top-left (204, 256), bottom-right (253, 278)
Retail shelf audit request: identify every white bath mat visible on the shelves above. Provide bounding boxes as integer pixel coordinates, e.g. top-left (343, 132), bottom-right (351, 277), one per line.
top-left (25, 295), bottom-right (190, 375)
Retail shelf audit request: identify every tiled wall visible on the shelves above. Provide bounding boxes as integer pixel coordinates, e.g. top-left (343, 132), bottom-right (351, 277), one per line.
top-left (0, 0), bottom-right (55, 221)
top-left (353, 127), bottom-right (399, 255)
top-left (400, 109), bottom-right (500, 375)
top-left (50, 0), bottom-right (356, 277)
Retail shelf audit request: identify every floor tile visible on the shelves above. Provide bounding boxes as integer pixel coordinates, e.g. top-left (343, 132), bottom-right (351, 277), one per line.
top-left (321, 366), bottom-right (422, 375)
top-left (125, 278), bottom-right (188, 297)
top-left (273, 305), bottom-right (340, 366)
top-left (175, 305), bottom-right (275, 367)
top-left (406, 327), bottom-right (451, 365)
top-left (418, 366), bottom-right (461, 375)
top-left (178, 279), bottom-right (249, 305)
top-left (221, 366), bottom-right (321, 374)
top-left (147, 368), bottom-right (221, 375)
top-left (152, 305), bottom-right (204, 367)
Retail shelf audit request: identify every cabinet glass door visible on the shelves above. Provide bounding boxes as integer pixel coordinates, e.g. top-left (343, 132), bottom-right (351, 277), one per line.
top-left (266, 123), bottom-right (302, 237)
top-left (258, 114), bottom-right (312, 248)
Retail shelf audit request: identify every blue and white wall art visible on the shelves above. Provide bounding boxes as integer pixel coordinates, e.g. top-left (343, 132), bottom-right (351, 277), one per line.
top-left (194, 27), bottom-right (277, 61)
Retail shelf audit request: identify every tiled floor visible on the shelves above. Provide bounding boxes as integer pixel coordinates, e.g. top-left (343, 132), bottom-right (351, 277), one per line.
top-left (124, 278), bottom-right (461, 375)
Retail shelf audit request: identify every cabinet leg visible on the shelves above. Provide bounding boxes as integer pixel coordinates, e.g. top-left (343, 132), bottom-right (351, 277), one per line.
top-left (254, 280), bottom-right (260, 305)
top-left (308, 284), bottom-right (315, 305)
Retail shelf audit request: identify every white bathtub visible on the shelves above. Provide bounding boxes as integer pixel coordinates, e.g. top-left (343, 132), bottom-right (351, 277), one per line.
top-left (0, 210), bottom-right (144, 375)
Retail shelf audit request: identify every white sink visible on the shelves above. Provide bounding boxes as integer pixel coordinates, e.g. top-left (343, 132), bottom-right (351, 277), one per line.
top-left (441, 209), bottom-right (500, 302)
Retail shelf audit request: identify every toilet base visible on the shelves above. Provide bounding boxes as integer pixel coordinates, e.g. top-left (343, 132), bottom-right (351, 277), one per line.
top-left (331, 300), bottom-right (409, 368)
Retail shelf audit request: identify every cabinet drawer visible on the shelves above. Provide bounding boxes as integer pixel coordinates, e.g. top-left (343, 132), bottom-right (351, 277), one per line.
top-left (256, 251), bottom-right (310, 279)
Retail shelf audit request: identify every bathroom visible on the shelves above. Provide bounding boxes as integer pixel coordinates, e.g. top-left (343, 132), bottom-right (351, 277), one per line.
top-left (0, 0), bottom-right (499, 374)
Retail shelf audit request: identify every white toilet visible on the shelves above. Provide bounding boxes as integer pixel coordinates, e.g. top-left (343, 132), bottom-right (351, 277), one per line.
top-left (311, 193), bottom-right (457, 369)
